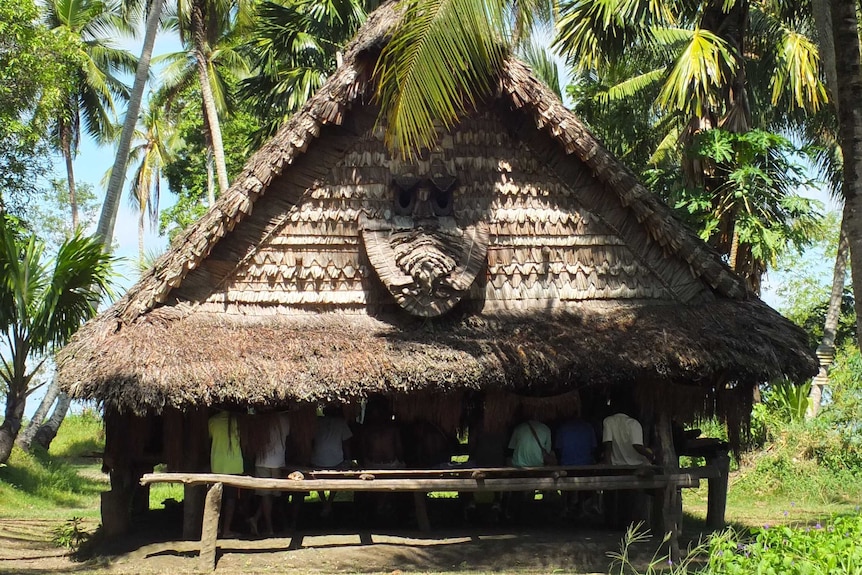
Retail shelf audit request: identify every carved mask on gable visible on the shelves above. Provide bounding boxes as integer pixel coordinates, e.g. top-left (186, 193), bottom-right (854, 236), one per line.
top-left (361, 158), bottom-right (489, 317)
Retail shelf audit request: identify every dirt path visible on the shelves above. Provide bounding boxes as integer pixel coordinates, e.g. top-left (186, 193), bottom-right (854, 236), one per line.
top-left (0, 517), bottom-right (651, 574)
top-left (0, 518), bottom-right (85, 574)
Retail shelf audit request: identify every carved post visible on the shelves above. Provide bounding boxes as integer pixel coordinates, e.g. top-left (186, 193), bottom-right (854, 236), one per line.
top-left (808, 345), bottom-right (835, 418)
top-left (199, 482), bottom-right (223, 572)
top-left (183, 408), bottom-right (208, 539)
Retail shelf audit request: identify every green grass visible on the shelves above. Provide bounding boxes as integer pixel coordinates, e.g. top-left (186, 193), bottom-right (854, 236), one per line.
top-left (48, 409), bottom-right (105, 458)
top-left (0, 412), bottom-right (106, 519)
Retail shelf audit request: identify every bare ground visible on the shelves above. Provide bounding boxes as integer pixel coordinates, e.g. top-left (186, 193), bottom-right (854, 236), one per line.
top-left (0, 515), bottom-right (666, 575)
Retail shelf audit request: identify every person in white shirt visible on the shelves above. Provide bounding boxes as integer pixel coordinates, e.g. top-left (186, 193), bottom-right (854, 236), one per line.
top-left (601, 396), bottom-right (654, 528)
top-left (249, 411), bottom-right (290, 536)
top-left (602, 410), bottom-right (653, 466)
top-left (311, 404), bottom-right (354, 517)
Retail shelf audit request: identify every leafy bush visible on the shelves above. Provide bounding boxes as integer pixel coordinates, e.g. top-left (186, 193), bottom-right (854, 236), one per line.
top-left (705, 513), bottom-right (862, 574)
top-left (617, 513), bottom-right (862, 574)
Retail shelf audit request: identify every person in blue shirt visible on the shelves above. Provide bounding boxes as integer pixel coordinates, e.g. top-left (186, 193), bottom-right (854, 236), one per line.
top-left (555, 417), bottom-right (597, 466)
top-left (555, 416), bottom-right (599, 519)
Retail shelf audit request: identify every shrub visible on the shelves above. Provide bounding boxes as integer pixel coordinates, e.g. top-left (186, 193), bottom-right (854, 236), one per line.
top-left (705, 513), bottom-right (862, 574)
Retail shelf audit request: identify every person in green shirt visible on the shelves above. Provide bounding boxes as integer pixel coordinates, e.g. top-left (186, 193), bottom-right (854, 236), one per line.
top-left (208, 411), bottom-right (244, 538)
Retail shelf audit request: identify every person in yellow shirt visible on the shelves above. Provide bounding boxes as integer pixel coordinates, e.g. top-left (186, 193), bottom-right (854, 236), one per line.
top-left (208, 410), bottom-right (244, 538)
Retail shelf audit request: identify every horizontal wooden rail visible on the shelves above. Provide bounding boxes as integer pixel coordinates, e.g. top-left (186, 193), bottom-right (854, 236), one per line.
top-left (141, 470), bottom-right (704, 492)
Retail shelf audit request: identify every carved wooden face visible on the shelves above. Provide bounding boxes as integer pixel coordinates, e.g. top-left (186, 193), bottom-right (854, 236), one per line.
top-left (361, 164), bottom-right (489, 317)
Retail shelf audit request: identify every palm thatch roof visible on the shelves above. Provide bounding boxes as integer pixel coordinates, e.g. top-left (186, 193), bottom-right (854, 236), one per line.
top-left (55, 2), bottom-right (817, 416)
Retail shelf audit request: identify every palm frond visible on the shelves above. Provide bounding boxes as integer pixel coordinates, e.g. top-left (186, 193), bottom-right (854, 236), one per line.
top-left (597, 67), bottom-right (664, 104)
top-left (518, 40), bottom-right (562, 98)
top-left (374, 0), bottom-right (508, 158)
top-left (657, 28), bottom-right (735, 117)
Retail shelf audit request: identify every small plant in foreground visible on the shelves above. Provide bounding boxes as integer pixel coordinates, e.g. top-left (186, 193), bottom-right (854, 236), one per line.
top-left (52, 517), bottom-right (89, 550)
top-left (607, 523), bottom-right (708, 574)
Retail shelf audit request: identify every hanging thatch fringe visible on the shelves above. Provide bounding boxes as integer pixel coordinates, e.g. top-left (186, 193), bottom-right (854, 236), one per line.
top-left (392, 391), bottom-right (464, 435)
top-left (287, 403), bottom-right (318, 465)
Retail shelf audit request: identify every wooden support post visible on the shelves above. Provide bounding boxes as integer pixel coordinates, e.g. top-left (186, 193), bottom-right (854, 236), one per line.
top-left (101, 489), bottom-right (130, 537)
top-left (654, 412), bottom-right (681, 563)
top-left (199, 482), bottom-right (223, 573)
top-left (183, 408), bottom-right (208, 540)
top-left (413, 491), bottom-right (431, 532)
top-left (705, 451), bottom-right (730, 529)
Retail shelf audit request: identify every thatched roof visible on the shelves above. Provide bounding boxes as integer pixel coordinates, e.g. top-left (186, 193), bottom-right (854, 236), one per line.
top-left (55, 1), bottom-right (817, 415)
top-left (62, 300), bottom-right (813, 413)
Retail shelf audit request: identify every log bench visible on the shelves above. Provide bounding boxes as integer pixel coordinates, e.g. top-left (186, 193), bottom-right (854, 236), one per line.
top-left (140, 463), bottom-right (721, 572)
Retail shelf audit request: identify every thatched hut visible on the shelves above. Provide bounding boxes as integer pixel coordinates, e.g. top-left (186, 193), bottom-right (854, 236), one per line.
top-left (57, 2), bottom-right (815, 535)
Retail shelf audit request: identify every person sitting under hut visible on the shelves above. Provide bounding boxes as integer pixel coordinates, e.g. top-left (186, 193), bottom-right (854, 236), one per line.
top-left (506, 410), bottom-right (554, 519)
top-left (602, 395), bottom-right (654, 528)
top-left (208, 410), bottom-right (244, 538)
top-left (248, 409), bottom-right (290, 536)
top-left (555, 415), bottom-right (598, 518)
top-left (311, 403), bottom-right (354, 518)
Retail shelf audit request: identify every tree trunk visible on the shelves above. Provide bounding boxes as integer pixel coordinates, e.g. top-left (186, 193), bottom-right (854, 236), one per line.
top-left (138, 207), bottom-right (145, 266)
top-left (60, 123), bottom-right (79, 230)
top-left (0, 388), bottom-right (27, 464)
top-left (16, 379), bottom-right (60, 451)
top-left (192, 0), bottom-right (230, 196)
top-left (812, 0), bottom-right (838, 109)
top-left (808, 224), bottom-right (849, 417)
top-left (96, 0), bottom-right (163, 247)
top-left (830, 0), bottom-right (862, 344)
top-left (206, 149), bottom-right (215, 206)
top-left (33, 393), bottom-right (72, 451)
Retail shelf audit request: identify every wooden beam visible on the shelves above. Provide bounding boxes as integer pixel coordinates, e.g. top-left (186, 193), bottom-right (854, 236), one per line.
top-left (200, 482), bottom-right (223, 573)
top-left (141, 472), bottom-right (701, 492)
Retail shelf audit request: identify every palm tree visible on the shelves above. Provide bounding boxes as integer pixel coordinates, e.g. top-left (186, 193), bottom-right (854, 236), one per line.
top-left (98, 0), bottom-right (168, 249)
top-left (828, 0), bottom-right (862, 344)
top-left (0, 216), bottom-right (114, 464)
top-left (127, 100), bottom-right (177, 264)
top-left (553, 0), bottom-right (828, 292)
top-left (238, 0), bottom-right (372, 144)
top-left (41, 0), bottom-right (137, 230)
top-left (168, 0), bottom-right (255, 197)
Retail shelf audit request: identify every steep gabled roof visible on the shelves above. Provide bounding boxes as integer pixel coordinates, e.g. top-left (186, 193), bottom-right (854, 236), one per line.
top-left (108, 1), bottom-right (745, 327)
top-left (56, 2), bottom-right (815, 414)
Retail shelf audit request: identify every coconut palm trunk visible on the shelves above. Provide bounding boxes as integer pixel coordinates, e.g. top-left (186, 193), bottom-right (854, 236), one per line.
top-left (0, 332), bottom-right (38, 463)
top-left (0, 389), bottom-right (27, 463)
top-left (830, 0), bottom-right (862, 343)
top-left (98, 0), bottom-right (164, 246)
top-left (191, 0), bottom-right (230, 195)
top-left (17, 379), bottom-right (60, 451)
top-left (808, 225), bottom-right (848, 416)
top-left (59, 122), bottom-right (79, 230)
top-left (32, 392), bottom-right (72, 449)
top-left (805, 0), bottom-right (844, 418)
